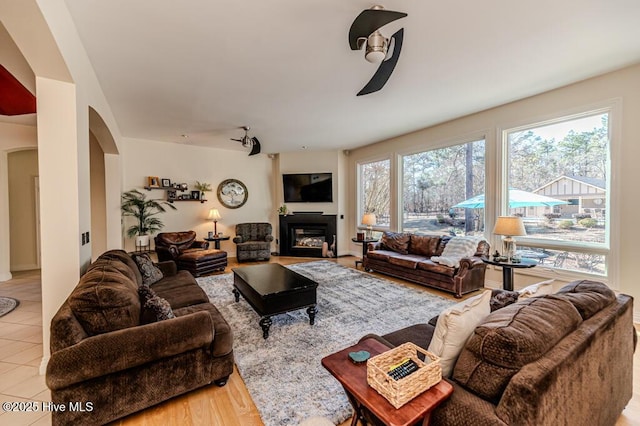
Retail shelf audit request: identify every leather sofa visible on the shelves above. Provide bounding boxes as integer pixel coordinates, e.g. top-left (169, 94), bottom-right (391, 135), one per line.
top-left (233, 222), bottom-right (273, 262)
top-left (46, 249), bottom-right (234, 425)
top-left (155, 230), bottom-right (227, 276)
top-left (364, 232), bottom-right (489, 298)
top-left (362, 280), bottom-right (635, 425)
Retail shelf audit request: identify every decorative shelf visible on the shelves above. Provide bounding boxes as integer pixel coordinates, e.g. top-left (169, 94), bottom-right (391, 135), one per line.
top-left (168, 199), bottom-right (207, 204)
top-left (144, 186), bottom-right (187, 192)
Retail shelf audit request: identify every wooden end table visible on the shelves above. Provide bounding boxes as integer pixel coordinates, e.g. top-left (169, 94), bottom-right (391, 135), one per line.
top-left (482, 258), bottom-right (537, 291)
top-left (351, 238), bottom-right (377, 269)
top-left (322, 338), bottom-right (453, 426)
top-left (204, 235), bottom-right (230, 249)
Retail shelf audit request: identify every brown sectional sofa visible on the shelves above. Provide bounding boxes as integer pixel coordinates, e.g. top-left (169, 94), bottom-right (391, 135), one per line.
top-left (46, 249), bottom-right (234, 425)
top-left (362, 280), bottom-right (636, 425)
top-left (364, 232), bottom-right (489, 298)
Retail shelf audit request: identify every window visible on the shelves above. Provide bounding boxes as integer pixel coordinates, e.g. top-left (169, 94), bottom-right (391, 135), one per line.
top-left (401, 139), bottom-right (485, 236)
top-left (505, 112), bottom-right (610, 275)
top-left (358, 159), bottom-right (390, 228)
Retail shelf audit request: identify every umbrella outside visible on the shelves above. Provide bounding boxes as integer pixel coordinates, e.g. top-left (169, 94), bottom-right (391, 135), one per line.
top-left (453, 189), bottom-right (568, 209)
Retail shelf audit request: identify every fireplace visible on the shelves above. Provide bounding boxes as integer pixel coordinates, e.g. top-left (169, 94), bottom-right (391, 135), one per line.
top-left (279, 213), bottom-right (337, 257)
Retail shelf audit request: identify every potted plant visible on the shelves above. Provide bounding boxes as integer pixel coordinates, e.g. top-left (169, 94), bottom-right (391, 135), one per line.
top-left (121, 189), bottom-right (176, 246)
top-left (278, 204), bottom-right (288, 215)
top-left (194, 181), bottom-right (212, 199)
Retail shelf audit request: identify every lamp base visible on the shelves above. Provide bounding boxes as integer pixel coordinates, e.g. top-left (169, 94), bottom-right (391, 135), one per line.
top-left (502, 236), bottom-right (517, 262)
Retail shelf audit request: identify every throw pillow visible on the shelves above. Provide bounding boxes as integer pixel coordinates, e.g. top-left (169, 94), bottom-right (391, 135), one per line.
top-left (138, 285), bottom-right (175, 323)
top-left (518, 279), bottom-right (554, 299)
top-left (132, 253), bottom-right (164, 286)
top-left (427, 289), bottom-right (492, 377)
top-left (490, 289), bottom-right (520, 311)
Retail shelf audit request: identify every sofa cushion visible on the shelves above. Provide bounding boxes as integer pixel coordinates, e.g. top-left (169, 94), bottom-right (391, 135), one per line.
top-left (388, 254), bottom-right (425, 270)
top-left (69, 262), bottom-right (141, 336)
top-left (452, 295), bottom-right (582, 404)
top-left (139, 285), bottom-right (175, 323)
top-left (416, 259), bottom-right (456, 277)
top-left (380, 231), bottom-right (410, 254)
top-left (151, 270), bottom-right (209, 309)
top-left (490, 289), bottom-right (520, 312)
top-left (518, 279), bottom-right (554, 299)
top-left (555, 280), bottom-right (616, 320)
top-left (97, 249), bottom-right (143, 286)
top-left (131, 253), bottom-right (164, 286)
top-left (366, 250), bottom-right (395, 262)
top-left (428, 290), bottom-right (492, 377)
top-left (409, 235), bottom-right (441, 257)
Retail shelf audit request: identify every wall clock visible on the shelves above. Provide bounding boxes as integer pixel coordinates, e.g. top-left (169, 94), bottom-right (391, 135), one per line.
top-left (217, 179), bottom-right (248, 209)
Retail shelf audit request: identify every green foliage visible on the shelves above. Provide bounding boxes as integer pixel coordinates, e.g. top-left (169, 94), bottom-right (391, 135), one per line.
top-left (559, 220), bottom-right (574, 229)
top-left (579, 218), bottom-right (598, 228)
top-left (194, 181), bottom-right (212, 193)
top-left (121, 189), bottom-right (176, 238)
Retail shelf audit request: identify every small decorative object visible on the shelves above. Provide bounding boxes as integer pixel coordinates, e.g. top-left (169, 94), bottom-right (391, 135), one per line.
top-left (191, 190), bottom-right (200, 200)
top-left (218, 232), bottom-right (224, 237)
top-left (208, 231), bottom-right (214, 238)
top-left (348, 350), bottom-right (370, 364)
top-left (217, 178), bottom-right (248, 209)
top-left (147, 176), bottom-right (160, 188)
top-left (161, 178), bottom-right (171, 188)
top-left (492, 250), bottom-right (500, 261)
top-left (278, 204), bottom-right (288, 215)
top-left (357, 232), bottom-right (365, 241)
top-left (167, 190), bottom-right (177, 200)
top-left (179, 183), bottom-right (188, 191)
top-left (194, 181), bottom-right (212, 199)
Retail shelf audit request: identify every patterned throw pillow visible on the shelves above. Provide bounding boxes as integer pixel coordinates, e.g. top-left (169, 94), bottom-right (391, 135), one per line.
top-left (132, 253), bottom-right (164, 286)
top-left (138, 285), bottom-right (175, 323)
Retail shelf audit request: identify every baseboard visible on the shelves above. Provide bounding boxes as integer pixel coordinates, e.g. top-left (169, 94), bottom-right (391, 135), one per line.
top-left (10, 263), bottom-right (39, 272)
top-left (39, 356), bottom-right (49, 376)
top-left (484, 279), bottom-right (502, 290)
top-left (0, 271), bottom-right (12, 282)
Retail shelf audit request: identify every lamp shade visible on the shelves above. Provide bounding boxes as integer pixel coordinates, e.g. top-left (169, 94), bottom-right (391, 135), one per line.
top-left (207, 208), bottom-right (221, 220)
top-left (493, 216), bottom-right (526, 236)
top-left (362, 213), bottom-right (377, 226)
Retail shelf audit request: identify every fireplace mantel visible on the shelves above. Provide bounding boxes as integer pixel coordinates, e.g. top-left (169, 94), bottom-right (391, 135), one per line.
top-left (279, 214), bottom-right (337, 257)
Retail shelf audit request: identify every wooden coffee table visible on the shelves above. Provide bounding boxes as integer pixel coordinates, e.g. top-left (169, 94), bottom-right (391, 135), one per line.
top-left (232, 263), bottom-right (318, 338)
top-left (322, 338), bottom-right (453, 426)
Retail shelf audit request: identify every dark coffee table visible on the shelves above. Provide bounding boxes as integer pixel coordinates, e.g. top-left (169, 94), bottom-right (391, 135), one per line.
top-left (232, 264), bottom-right (318, 338)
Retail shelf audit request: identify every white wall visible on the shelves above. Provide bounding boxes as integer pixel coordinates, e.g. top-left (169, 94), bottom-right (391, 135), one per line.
top-left (347, 63), bottom-right (640, 319)
top-left (121, 139), bottom-right (275, 256)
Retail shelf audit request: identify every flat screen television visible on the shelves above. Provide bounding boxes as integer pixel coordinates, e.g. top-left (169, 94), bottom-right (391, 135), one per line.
top-left (283, 173), bottom-right (333, 203)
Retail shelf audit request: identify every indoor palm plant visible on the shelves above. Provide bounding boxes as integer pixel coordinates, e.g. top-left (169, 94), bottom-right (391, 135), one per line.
top-left (194, 181), bottom-right (212, 199)
top-left (121, 189), bottom-right (176, 246)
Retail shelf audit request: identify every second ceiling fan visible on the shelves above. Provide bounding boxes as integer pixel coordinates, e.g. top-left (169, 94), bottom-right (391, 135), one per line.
top-left (231, 126), bottom-right (261, 156)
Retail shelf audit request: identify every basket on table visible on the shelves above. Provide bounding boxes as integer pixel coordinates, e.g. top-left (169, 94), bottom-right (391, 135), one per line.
top-left (366, 342), bottom-right (442, 409)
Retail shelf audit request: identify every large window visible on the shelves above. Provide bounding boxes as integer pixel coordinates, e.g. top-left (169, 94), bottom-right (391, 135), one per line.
top-left (402, 139), bottom-right (485, 236)
top-left (358, 159), bottom-right (390, 228)
top-left (505, 112), bottom-right (610, 275)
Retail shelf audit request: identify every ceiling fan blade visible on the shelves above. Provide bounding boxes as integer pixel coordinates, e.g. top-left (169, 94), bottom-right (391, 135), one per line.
top-left (357, 28), bottom-right (404, 96)
top-left (230, 138), bottom-right (243, 142)
top-left (249, 137), bottom-right (261, 156)
top-left (348, 9), bottom-right (407, 50)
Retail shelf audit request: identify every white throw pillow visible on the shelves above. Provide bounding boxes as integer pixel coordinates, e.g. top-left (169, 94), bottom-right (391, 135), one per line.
top-left (427, 290), bottom-right (491, 377)
top-left (518, 279), bottom-right (555, 299)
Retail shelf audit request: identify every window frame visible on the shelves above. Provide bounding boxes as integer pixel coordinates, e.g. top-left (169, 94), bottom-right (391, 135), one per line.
top-left (356, 156), bottom-right (392, 233)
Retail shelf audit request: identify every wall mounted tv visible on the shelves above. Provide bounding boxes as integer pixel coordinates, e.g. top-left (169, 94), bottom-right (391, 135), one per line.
top-left (283, 173), bottom-right (333, 203)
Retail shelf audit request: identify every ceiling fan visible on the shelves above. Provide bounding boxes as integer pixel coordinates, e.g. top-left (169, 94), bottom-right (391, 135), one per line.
top-left (349, 5), bottom-right (407, 96)
top-left (231, 126), bottom-right (261, 156)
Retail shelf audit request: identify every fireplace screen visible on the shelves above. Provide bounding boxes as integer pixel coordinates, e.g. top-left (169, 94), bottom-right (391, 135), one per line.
top-left (293, 228), bottom-right (326, 248)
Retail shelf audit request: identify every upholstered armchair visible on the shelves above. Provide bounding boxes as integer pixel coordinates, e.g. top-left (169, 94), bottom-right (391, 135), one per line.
top-left (233, 223), bottom-right (273, 262)
top-left (155, 231), bottom-right (227, 276)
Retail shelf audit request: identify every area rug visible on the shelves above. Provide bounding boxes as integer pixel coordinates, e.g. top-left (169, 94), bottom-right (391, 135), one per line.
top-left (197, 261), bottom-right (455, 426)
top-left (0, 296), bottom-right (19, 318)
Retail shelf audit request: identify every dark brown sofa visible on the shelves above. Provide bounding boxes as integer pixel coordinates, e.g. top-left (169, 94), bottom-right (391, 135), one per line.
top-left (46, 249), bottom-right (234, 425)
top-left (155, 230), bottom-right (227, 276)
top-left (362, 280), bottom-right (635, 425)
top-left (364, 232), bottom-right (489, 298)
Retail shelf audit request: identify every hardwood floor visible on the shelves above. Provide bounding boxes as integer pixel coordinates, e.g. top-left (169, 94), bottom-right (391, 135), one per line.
top-left (0, 256), bottom-right (638, 425)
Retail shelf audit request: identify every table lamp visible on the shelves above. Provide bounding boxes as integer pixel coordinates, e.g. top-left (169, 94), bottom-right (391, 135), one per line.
top-left (207, 208), bottom-right (222, 235)
top-left (362, 213), bottom-right (377, 240)
top-left (493, 216), bottom-right (526, 262)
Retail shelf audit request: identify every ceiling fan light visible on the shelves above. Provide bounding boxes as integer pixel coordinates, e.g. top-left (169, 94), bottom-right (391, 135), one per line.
top-left (365, 31), bottom-right (387, 63)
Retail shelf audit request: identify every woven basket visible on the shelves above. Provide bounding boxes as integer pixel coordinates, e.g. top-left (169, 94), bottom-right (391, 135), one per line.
top-left (367, 342), bottom-right (442, 409)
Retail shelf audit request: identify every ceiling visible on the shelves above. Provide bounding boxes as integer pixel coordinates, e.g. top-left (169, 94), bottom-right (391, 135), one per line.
top-left (8, 1), bottom-right (640, 154)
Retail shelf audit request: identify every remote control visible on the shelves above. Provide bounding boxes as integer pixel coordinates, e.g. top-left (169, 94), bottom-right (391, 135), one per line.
top-left (387, 359), bottom-right (419, 380)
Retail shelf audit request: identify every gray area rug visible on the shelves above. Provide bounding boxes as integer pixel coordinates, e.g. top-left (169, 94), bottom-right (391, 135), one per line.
top-left (197, 261), bottom-right (454, 426)
top-left (0, 296), bottom-right (19, 318)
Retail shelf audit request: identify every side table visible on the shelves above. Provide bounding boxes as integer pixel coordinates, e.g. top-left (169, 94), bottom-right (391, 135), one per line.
top-left (351, 238), bottom-right (377, 269)
top-left (204, 235), bottom-right (230, 249)
top-left (482, 258), bottom-right (537, 291)
top-left (321, 338), bottom-right (453, 426)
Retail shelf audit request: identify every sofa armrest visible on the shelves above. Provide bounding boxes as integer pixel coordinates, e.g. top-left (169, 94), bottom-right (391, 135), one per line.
top-left (155, 260), bottom-right (177, 277)
top-left (431, 381), bottom-right (507, 426)
top-left (459, 256), bottom-right (486, 269)
top-left (265, 235), bottom-right (274, 242)
top-left (155, 246), bottom-right (178, 262)
top-left (46, 311), bottom-right (214, 390)
top-left (368, 241), bottom-right (383, 251)
top-left (233, 236), bottom-right (243, 243)
top-left (190, 240), bottom-right (209, 249)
